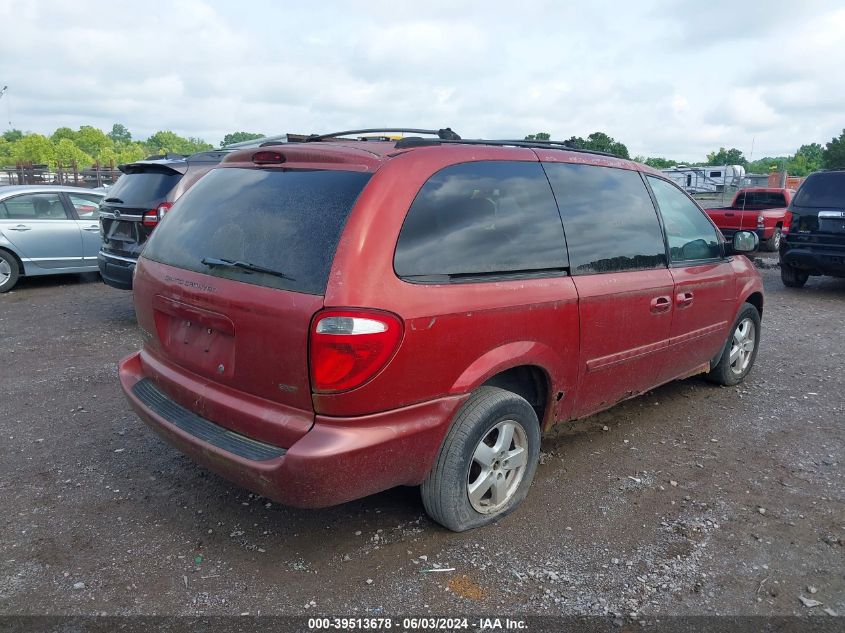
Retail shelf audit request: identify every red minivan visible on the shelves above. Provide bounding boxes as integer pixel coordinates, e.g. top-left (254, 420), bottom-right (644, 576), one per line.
top-left (119, 131), bottom-right (764, 531)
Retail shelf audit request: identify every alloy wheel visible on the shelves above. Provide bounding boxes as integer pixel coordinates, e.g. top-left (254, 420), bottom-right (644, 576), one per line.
top-left (466, 420), bottom-right (529, 513)
top-left (729, 317), bottom-right (756, 375)
top-left (0, 258), bottom-right (11, 286)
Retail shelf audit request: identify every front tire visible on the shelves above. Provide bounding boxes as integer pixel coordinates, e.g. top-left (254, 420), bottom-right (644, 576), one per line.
top-left (781, 262), bottom-right (809, 288)
top-left (421, 386), bottom-right (540, 532)
top-left (707, 303), bottom-right (761, 386)
top-left (0, 250), bottom-right (20, 293)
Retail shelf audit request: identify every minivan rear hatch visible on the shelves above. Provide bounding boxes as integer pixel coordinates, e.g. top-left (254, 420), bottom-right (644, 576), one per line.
top-left (133, 165), bottom-right (372, 446)
top-left (100, 161), bottom-right (186, 258)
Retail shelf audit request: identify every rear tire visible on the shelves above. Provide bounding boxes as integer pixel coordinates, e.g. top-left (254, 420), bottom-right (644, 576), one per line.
top-left (0, 250), bottom-right (20, 293)
top-left (421, 386), bottom-right (540, 532)
top-left (763, 228), bottom-right (782, 252)
top-left (780, 263), bottom-right (809, 288)
top-left (707, 303), bottom-right (761, 386)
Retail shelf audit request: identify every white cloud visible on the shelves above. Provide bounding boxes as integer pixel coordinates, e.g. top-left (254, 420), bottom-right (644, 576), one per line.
top-left (719, 88), bottom-right (781, 131)
top-left (671, 95), bottom-right (690, 115)
top-left (0, 0), bottom-right (843, 160)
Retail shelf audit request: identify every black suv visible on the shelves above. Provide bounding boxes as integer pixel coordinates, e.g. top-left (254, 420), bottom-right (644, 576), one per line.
top-left (98, 151), bottom-right (230, 289)
top-left (780, 169), bottom-right (845, 287)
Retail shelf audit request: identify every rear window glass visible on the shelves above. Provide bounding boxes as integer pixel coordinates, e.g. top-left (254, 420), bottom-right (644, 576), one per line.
top-left (734, 191), bottom-right (787, 208)
top-left (107, 169), bottom-right (183, 206)
top-left (394, 161), bottom-right (568, 280)
top-left (543, 163), bottom-right (667, 274)
top-left (142, 167), bottom-right (371, 295)
top-left (794, 172), bottom-right (845, 208)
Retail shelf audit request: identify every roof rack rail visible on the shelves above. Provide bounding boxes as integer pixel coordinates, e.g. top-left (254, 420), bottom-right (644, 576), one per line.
top-left (392, 137), bottom-right (622, 159)
top-left (222, 133), bottom-right (310, 149)
top-left (305, 128), bottom-right (461, 142)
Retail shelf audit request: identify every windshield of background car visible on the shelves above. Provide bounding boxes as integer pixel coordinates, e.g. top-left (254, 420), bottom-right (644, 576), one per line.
top-left (141, 167), bottom-right (372, 295)
top-left (793, 172), bottom-right (845, 208)
top-left (106, 169), bottom-right (183, 207)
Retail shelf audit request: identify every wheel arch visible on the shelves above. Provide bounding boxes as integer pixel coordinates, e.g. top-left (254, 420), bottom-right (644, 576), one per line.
top-left (448, 341), bottom-right (563, 431)
top-left (480, 365), bottom-right (551, 429)
top-left (745, 291), bottom-right (764, 317)
top-left (0, 246), bottom-right (24, 276)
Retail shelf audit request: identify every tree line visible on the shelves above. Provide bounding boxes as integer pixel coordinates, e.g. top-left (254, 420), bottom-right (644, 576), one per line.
top-left (3, 123), bottom-right (843, 175)
top-left (0, 125), bottom-right (265, 169)
top-left (523, 130), bottom-right (845, 176)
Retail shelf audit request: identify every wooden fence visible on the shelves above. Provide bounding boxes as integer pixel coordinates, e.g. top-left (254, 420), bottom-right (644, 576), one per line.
top-left (1, 161), bottom-right (121, 188)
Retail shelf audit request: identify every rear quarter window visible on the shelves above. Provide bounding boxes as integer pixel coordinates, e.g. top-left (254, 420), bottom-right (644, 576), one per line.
top-left (394, 161), bottom-right (568, 280)
top-left (142, 167), bottom-right (371, 295)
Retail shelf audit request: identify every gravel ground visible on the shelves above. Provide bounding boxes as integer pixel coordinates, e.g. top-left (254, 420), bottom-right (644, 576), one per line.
top-left (0, 255), bottom-right (842, 619)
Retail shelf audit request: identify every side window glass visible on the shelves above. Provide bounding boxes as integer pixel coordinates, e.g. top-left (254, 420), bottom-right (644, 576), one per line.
top-left (543, 162), bottom-right (666, 274)
top-left (2, 193), bottom-right (68, 220)
top-left (394, 161), bottom-right (568, 278)
top-left (646, 177), bottom-right (721, 263)
top-left (69, 194), bottom-right (102, 219)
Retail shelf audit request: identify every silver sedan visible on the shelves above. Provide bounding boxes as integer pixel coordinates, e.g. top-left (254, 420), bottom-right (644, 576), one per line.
top-left (0, 185), bottom-right (105, 292)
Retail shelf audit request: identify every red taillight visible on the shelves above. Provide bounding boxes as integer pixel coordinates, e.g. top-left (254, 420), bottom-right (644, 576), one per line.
top-left (782, 211), bottom-right (792, 236)
top-left (309, 309), bottom-right (403, 393)
top-left (142, 202), bottom-right (173, 228)
top-left (253, 150), bottom-right (285, 164)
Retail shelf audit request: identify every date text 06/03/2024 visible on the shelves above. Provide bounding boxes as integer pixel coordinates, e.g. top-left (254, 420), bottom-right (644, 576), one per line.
top-left (306, 617), bottom-right (528, 630)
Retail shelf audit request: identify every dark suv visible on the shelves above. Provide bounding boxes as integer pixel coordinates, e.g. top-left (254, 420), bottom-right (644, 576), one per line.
top-left (119, 130), bottom-right (763, 531)
top-left (98, 151), bottom-right (230, 289)
top-left (780, 169), bottom-right (845, 287)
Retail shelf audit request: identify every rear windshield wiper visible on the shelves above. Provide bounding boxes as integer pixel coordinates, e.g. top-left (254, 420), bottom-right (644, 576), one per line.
top-left (200, 256), bottom-right (295, 281)
top-left (104, 197), bottom-right (124, 204)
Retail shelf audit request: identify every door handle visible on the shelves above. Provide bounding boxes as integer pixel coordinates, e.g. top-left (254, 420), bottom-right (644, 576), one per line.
top-left (650, 296), bottom-right (671, 313)
top-left (8, 224), bottom-right (31, 231)
top-left (82, 226), bottom-right (100, 232)
top-left (676, 291), bottom-right (694, 307)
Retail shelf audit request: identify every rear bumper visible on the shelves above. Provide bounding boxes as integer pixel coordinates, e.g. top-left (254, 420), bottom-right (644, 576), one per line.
top-left (119, 351), bottom-right (467, 508)
top-left (98, 251), bottom-right (135, 290)
top-left (780, 245), bottom-right (845, 276)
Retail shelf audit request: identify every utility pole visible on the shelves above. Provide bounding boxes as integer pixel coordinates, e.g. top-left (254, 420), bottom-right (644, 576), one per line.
top-left (0, 86), bottom-right (9, 127)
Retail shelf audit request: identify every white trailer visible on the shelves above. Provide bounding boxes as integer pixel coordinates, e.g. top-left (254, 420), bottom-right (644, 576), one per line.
top-left (659, 165), bottom-right (746, 194)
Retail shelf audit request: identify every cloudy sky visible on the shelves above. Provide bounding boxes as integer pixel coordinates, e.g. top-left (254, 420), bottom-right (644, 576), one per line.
top-left (1, 0), bottom-right (843, 161)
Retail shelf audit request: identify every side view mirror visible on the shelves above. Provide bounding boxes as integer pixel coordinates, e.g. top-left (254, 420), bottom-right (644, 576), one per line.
top-left (730, 230), bottom-right (759, 254)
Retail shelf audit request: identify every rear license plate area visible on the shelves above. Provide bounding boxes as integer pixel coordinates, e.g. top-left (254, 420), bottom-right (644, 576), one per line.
top-left (819, 211), bottom-right (845, 234)
top-left (106, 220), bottom-right (138, 244)
top-left (152, 297), bottom-right (236, 379)
top-left (819, 219), bottom-right (845, 234)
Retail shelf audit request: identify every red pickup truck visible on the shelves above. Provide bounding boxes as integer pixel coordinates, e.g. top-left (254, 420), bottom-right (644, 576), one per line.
top-left (705, 188), bottom-right (794, 251)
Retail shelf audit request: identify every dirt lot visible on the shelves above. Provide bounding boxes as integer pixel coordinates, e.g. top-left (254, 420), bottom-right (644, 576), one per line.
top-left (0, 256), bottom-right (842, 619)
